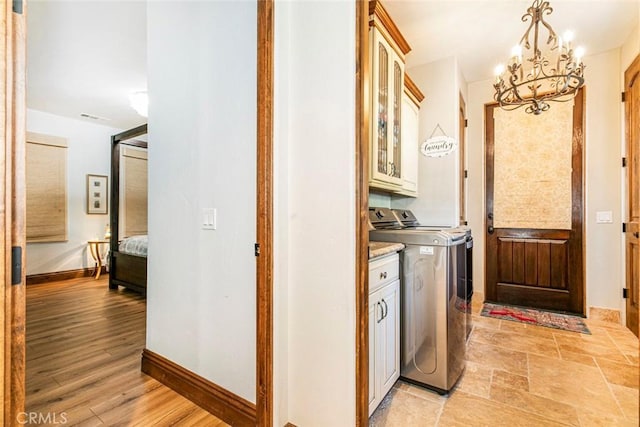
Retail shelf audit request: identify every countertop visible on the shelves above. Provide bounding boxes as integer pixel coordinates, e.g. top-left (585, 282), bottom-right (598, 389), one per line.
top-left (369, 241), bottom-right (405, 260)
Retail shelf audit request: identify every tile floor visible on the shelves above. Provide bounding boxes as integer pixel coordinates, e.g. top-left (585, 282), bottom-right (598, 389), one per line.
top-left (370, 296), bottom-right (639, 426)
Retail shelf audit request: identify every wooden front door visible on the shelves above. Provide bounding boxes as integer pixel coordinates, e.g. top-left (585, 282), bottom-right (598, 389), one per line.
top-left (625, 55), bottom-right (640, 337)
top-left (1, 0), bottom-right (27, 422)
top-left (485, 90), bottom-right (584, 314)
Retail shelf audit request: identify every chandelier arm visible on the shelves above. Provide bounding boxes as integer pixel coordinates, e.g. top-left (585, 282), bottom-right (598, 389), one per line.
top-left (541, 20), bottom-right (558, 46)
top-left (537, 1), bottom-right (557, 46)
top-left (519, 5), bottom-right (536, 49)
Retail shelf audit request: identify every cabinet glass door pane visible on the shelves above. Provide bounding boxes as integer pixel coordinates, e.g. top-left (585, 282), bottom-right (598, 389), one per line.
top-left (392, 61), bottom-right (402, 178)
top-left (377, 42), bottom-right (389, 175)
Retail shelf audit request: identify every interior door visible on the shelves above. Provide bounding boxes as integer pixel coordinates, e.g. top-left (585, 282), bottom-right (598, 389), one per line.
top-left (625, 55), bottom-right (640, 337)
top-left (1, 0), bottom-right (27, 422)
top-left (485, 90), bottom-right (584, 314)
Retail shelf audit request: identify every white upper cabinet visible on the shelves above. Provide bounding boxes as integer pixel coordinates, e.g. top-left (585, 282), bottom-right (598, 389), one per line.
top-left (370, 29), bottom-right (404, 189)
top-left (398, 75), bottom-right (424, 197)
top-left (368, 1), bottom-right (424, 197)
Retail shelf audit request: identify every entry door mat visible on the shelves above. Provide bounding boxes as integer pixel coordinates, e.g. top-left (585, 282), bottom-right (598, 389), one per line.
top-left (481, 303), bottom-right (591, 334)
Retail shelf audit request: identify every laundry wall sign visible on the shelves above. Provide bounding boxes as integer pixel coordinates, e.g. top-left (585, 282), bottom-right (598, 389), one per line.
top-left (421, 135), bottom-right (457, 158)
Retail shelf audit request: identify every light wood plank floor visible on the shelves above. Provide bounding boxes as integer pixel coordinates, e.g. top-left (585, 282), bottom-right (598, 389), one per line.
top-left (25, 276), bottom-right (227, 426)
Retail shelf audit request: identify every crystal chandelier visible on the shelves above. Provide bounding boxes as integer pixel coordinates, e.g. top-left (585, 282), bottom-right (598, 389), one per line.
top-left (493, 0), bottom-right (585, 115)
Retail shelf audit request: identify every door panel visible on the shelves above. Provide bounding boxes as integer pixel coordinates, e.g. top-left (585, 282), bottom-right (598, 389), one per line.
top-left (485, 90), bottom-right (584, 314)
top-left (625, 55), bottom-right (640, 336)
top-left (368, 292), bottom-right (378, 415)
top-left (380, 280), bottom-right (399, 392)
top-left (497, 237), bottom-right (569, 290)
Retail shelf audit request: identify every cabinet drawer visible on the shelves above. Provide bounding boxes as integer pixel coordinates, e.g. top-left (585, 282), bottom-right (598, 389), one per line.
top-left (369, 253), bottom-right (399, 293)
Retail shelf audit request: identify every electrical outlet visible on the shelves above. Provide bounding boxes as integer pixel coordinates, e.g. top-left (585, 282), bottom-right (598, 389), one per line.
top-left (202, 208), bottom-right (216, 230)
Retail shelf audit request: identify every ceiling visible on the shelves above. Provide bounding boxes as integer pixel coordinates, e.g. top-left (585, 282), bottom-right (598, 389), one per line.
top-left (26, 1), bottom-right (638, 129)
top-left (384, 0), bottom-right (639, 83)
top-left (27, 0), bottom-right (146, 130)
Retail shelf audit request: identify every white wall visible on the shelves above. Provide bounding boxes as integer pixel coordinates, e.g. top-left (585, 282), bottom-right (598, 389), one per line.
top-left (273, 0), bottom-right (291, 423)
top-left (467, 49), bottom-right (626, 314)
top-left (391, 57), bottom-right (461, 227)
top-left (25, 109), bottom-right (124, 275)
top-left (274, 1), bottom-right (357, 425)
top-left (146, 1), bottom-right (256, 402)
top-left (621, 20), bottom-right (639, 70)
top-left (584, 49), bottom-right (624, 312)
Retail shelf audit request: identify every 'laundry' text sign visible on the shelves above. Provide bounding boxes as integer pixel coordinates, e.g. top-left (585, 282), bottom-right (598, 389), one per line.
top-left (421, 136), bottom-right (457, 158)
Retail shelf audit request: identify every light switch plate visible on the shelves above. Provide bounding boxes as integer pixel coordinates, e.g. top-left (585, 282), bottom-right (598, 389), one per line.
top-left (202, 208), bottom-right (216, 230)
top-left (596, 211), bottom-right (613, 224)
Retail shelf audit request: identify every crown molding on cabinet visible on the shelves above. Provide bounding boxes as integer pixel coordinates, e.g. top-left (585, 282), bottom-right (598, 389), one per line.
top-left (404, 74), bottom-right (425, 105)
top-left (368, 0), bottom-right (411, 58)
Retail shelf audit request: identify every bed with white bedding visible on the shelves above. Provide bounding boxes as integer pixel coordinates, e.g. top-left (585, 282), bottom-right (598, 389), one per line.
top-left (119, 235), bottom-right (148, 257)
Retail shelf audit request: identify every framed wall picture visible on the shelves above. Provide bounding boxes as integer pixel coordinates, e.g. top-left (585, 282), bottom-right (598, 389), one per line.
top-left (87, 174), bottom-right (108, 215)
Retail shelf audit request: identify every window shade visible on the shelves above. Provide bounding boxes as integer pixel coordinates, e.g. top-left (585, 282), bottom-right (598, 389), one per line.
top-left (26, 132), bottom-right (68, 242)
top-left (122, 147), bottom-right (148, 237)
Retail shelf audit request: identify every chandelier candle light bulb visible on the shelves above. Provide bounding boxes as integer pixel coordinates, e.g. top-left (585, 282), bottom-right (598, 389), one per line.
top-left (511, 45), bottom-right (523, 64)
top-left (493, 0), bottom-right (585, 115)
top-left (563, 30), bottom-right (574, 47)
top-left (494, 64), bottom-right (505, 83)
top-left (574, 46), bottom-right (585, 65)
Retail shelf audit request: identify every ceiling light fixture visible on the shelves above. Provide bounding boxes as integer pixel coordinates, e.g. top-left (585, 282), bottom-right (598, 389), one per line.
top-left (80, 113), bottom-right (111, 121)
top-left (129, 91), bottom-right (148, 117)
top-left (493, 0), bottom-right (585, 115)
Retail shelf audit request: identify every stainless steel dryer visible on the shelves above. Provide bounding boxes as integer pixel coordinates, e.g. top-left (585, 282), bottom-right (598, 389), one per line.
top-left (369, 208), bottom-right (467, 394)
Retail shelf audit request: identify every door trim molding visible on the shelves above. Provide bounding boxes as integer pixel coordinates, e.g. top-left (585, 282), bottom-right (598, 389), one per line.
top-left (256, 1), bottom-right (274, 425)
top-left (4, 0), bottom-right (27, 422)
top-left (624, 54), bottom-right (640, 336)
top-left (355, 0), bottom-right (370, 425)
top-left (141, 349), bottom-right (256, 426)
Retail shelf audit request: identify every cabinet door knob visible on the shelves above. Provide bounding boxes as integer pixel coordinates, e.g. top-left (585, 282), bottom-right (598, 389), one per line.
top-left (634, 231), bottom-right (639, 238)
top-left (380, 271), bottom-right (387, 280)
top-left (381, 298), bottom-right (388, 320)
top-left (376, 302), bottom-right (384, 324)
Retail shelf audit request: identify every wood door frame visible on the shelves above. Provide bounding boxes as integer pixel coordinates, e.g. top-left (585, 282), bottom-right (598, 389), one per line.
top-left (624, 54), bottom-right (640, 336)
top-left (3, 0), bottom-right (27, 422)
top-left (256, 0), bottom-right (274, 425)
top-left (3, 1), bottom-right (275, 424)
top-left (355, 0), bottom-right (370, 425)
top-left (459, 93), bottom-right (466, 225)
top-left (484, 90), bottom-right (585, 314)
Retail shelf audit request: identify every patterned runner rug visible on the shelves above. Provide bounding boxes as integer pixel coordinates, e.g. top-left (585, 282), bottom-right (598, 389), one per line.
top-left (481, 302), bottom-right (591, 334)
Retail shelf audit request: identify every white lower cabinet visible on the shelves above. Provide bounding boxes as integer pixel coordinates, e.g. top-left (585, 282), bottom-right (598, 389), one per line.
top-left (369, 254), bottom-right (400, 417)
